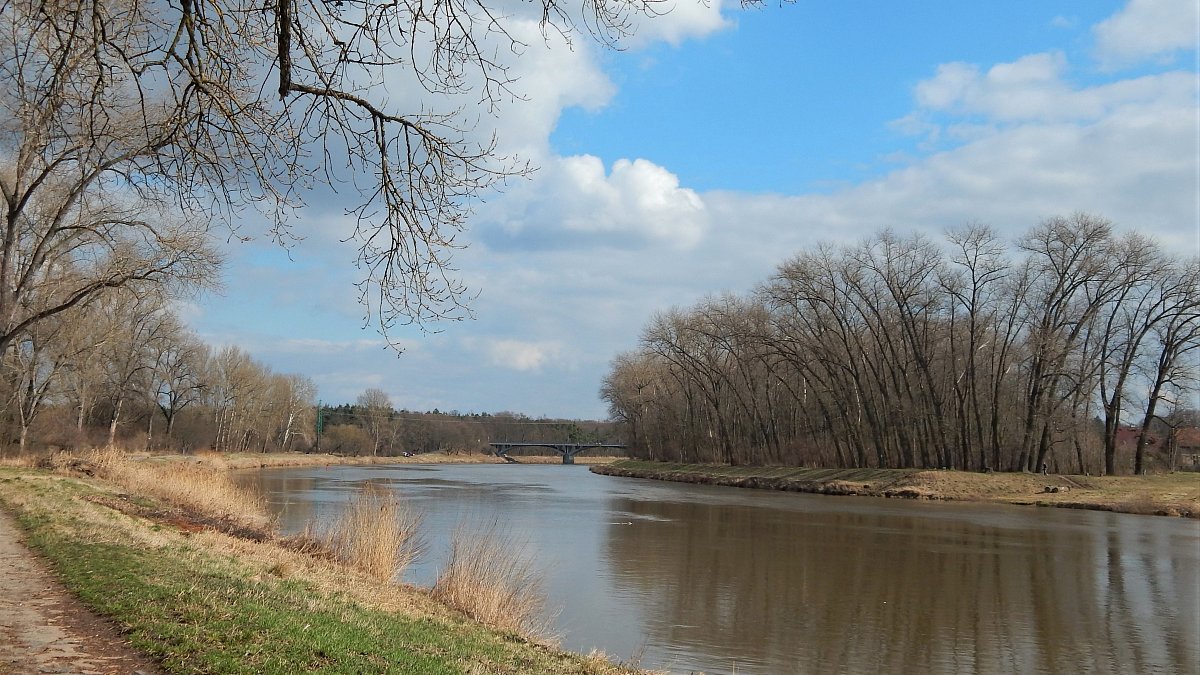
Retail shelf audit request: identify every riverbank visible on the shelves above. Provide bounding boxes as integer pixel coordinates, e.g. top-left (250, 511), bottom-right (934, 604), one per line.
top-left (590, 461), bottom-right (1200, 518)
top-left (0, 456), bottom-right (641, 674)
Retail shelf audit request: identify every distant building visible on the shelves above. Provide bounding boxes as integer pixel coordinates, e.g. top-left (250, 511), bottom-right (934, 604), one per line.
top-left (1176, 427), bottom-right (1200, 472)
top-left (1115, 425), bottom-right (1200, 472)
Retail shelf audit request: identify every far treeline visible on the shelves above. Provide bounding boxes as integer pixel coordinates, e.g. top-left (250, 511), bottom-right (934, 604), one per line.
top-left (317, 394), bottom-right (619, 457)
top-left (601, 214), bottom-right (1199, 476)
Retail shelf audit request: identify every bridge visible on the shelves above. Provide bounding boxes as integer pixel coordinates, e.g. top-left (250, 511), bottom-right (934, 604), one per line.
top-left (489, 442), bottom-right (626, 464)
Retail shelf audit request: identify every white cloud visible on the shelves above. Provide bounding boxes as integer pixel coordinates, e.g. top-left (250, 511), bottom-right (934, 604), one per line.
top-left (482, 154), bottom-right (708, 250)
top-left (622, 0), bottom-right (732, 48)
top-left (912, 52), bottom-right (1194, 124)
top-left (1094, 0), bottom-right (1199, 68)
top-left (169, 300), bottom-right (206, 324)
top-left (1050, 15), bottom-right (1078, 30)
top-left (484, 22), bottom-right (617, 158)
top-left (468, 338), bottom-right (564, 371)
top-left (274, 338), bottom-right (395, 354)
top-left (702, 54), bottom-right (1198, 263)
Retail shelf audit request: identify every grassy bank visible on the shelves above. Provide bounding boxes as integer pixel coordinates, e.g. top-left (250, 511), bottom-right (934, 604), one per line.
top-left (0, 457), bottom-right (640, 674)
top-left (591, 460), bottom-right (1200, 518)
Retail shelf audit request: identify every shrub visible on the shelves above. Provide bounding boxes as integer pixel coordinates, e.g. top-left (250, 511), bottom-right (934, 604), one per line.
top-left (432, 520), bottom-right (550, 638)
top-left (324, 485), bottom-right (424, 582)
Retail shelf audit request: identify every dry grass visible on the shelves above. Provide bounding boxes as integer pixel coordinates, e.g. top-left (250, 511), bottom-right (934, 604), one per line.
top-left (432, 520), bottom-right (551, 638)
top-left (0, 468), bottom-right (643, 674)
top-left (1115, 493), bottom-right (1197, 518)
top-left (597, 461), bottom-right (1200, 518)
top-left (6, 448), bottom-right (630, 648)
top-left (83, 447), bottom-right (274, 531)
top-left (1, 448), bottom-right (645, 671)
top-left (321, 485), bottom-right (424, 582)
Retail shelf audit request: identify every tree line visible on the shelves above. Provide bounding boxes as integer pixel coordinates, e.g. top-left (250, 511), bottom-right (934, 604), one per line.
top-left (601, 214), bottom-right (1199, 475)
top-left (0, 280), bottom-right (319, 455)
top-left (0, 292), bottom-right (620, 456)
top-left (317, 391), bottom-right (619, 457)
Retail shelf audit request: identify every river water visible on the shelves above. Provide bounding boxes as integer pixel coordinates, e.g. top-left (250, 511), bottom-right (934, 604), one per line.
top-left (236, 463), bottom-right (1200, 674)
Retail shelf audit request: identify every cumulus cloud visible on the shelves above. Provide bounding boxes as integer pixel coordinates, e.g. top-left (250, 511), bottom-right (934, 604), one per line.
top-left (484, 22), bottom-right (617, 158)
top-left (1094, 0), bottom-right (1199, 68)
top-left (622, 0), bottom-right (732, 48)
top-left (481, 154), bottom-right (708, 250)
top-left (710, 95), bottom-right (1195, 251)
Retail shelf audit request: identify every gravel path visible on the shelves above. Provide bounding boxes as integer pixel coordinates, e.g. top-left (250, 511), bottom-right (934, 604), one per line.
top-left (0, 510), bottom-right (162, 675)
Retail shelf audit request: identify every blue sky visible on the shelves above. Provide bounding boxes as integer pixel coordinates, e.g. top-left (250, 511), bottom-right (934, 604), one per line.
top-left (191, 0), bottom-right (1199, 419)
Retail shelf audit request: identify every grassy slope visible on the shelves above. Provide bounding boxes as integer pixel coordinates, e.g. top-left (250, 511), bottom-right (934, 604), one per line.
top-left (591, 460), bottom-right (1200, 518)
top-left (0, 468), bottom-right (635, 674)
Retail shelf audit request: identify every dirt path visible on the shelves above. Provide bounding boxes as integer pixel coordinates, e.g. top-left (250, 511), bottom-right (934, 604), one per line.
top-left (0, 510), bottom-right (162, 675)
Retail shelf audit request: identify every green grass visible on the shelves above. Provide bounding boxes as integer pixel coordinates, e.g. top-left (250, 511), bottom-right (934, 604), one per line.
top-left (27, 536), bottom-right (477, 673)
top-left (0, 468), bottom-right (635, 674)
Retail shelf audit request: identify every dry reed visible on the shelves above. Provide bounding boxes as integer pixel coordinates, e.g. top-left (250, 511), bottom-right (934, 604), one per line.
top-left (323, 485), bottom-right (424, 582)
top-left (84, 447), bottom-right (274, 530)
top-left (432, 520), bottom-right (550, 638)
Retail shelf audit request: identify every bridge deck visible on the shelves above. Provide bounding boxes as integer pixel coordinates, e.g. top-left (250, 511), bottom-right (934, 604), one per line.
top-left (488, 442), bottom-right (626, 464)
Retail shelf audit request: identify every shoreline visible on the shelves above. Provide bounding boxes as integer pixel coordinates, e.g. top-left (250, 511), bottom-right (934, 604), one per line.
top-left (0, 453), bottom-right (639, 674)
top-left (590, 460), bottom-right (1200, 518)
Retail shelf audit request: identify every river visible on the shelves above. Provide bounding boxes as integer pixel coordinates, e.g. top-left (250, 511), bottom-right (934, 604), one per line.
top-left (236, 463), bottom-right (1200, 674)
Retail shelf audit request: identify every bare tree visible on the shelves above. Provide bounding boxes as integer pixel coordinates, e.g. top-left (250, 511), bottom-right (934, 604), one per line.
top-left (208, 346), bottom-right (270, 453)
top-left (60, 302), bottom-right (116, 440)
top-left (1131, 259), bottom-right (1200, 474)
top-left (2, 313), bottom-right (72, 451)
top-left (356, 387), bottom-right (392, 455)
top-left (0, 0), bottom-right (706, 349)
top-left (98, 289), bottom-right (175, 446)
top-left (605, 216), bottom-right (1194, 475)
top-left (149, 327), bottom-right (210, 444)
top-left (941, 224), bottom-right (1011, 470)
top-left (1014, 214), bottom-right (1130, 473)
top-left (273, 374), bottom-right (317, 451)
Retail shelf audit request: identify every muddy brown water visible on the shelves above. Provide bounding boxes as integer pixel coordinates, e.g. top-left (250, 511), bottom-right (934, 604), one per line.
top-left (237, 464), bottom-right (1200, 674)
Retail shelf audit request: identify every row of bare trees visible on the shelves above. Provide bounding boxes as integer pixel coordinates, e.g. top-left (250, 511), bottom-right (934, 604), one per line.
top-left (0, 282), bottom-right (317, 454)
top-left (602, 214), bottom-right (1199, 475)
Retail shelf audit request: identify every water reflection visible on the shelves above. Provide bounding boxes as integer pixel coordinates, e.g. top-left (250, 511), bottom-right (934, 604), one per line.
top-left (601, 496), bottom-right (1200, 674)
top-left (238, 466), bottom-right (1200, 675)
